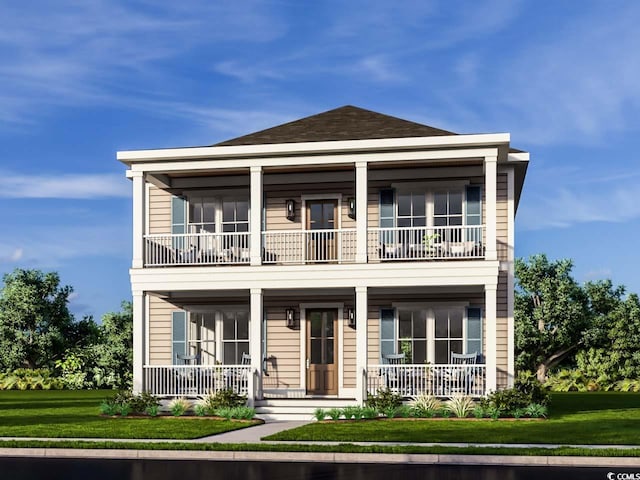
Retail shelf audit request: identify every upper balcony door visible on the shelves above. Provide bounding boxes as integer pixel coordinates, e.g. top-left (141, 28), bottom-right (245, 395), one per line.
top-left (306, 200), bottom-right (338, 262)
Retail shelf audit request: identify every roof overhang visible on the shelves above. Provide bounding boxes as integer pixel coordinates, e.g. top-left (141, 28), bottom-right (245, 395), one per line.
top-left (117, 133), bottom-right (511, 166)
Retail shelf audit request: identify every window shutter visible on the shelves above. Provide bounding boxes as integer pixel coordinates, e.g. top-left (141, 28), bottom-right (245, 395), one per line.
top-left (465, 186), bottom-right (481, 243)
top-left (466, 307), bottom-right (482, 357)
top-left (172, 311), bottom-right (187, 365)
top-left (379, 189), bottom-right (395, 228)
top-left (171, 196), bottom-right (186, 234)
top-left (380, 308), bottom-right (396, 360)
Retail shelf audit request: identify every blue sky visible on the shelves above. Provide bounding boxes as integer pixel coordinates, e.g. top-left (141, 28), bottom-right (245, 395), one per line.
top-left (0, 1), bottom-right (639, 320)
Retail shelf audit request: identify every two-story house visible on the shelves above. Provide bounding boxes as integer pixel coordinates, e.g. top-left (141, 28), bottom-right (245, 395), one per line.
top-left (119, 106), bottom-right (528, 419)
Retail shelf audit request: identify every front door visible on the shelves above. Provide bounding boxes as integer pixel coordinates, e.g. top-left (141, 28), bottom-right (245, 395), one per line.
top-left (306, 309), bottom-right (338, 395)
top-left (306, 200), bottom-right (338, 262)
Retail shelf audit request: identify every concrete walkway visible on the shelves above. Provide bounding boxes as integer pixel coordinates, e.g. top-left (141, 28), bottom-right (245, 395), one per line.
top-left (193, 420), bottom-right (309, 443)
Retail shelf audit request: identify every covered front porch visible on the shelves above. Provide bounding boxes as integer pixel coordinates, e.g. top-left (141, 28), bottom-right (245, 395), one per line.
top-left (135, 285), bottom-right (500, 403)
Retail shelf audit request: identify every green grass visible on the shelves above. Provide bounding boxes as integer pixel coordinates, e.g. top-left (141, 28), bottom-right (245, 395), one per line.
top-left (2, 439), bottom-right (640, 457)
top-left (265, 392), bottom-right (640, 445)
top-left (0, 390), bottom-right (260, 439)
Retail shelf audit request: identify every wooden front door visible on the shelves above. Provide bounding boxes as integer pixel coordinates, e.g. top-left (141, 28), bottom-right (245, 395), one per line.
top-left (306, 200), bottom-right (338, 262)
top-left (306, 309), bottom-right (338, 395)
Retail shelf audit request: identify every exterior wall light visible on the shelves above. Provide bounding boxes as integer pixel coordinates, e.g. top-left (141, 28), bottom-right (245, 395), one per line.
top-left (347, 197), bottom-right (356, 219)
top-left (346, 307), bottom-right (356, 329)
top-left (285, 308), bottom-right (296, 328)
top-left (286, 199), bottom-right (295, 220)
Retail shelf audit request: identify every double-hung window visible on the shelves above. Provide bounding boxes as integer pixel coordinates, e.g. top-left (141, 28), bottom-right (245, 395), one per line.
top-left (380, 306), bottom-right (482, 364)
top-left (172, 309), bottom-right (249, 365)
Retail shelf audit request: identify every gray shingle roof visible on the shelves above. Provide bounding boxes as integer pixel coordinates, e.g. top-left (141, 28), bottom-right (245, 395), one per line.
top-left (215, 105), bottom-right (458, 146)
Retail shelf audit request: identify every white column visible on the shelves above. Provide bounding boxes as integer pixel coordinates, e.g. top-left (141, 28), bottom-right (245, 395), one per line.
top-left (250, 166), bottom-right (263, 266)
top-left (131, 171), bottom-right (146, 269)
top-left (484, 155), bottom-right (497, 261)
top-left (355, 161), bottom-right (368, 263)
top-left (132, 291), bottom-right (145, 394)
top-left (249, 288), bottom-right (263, 406)
top-left (485, 284), bottom-right (497, 393)
top-left (355, 286), bottom-right (368, 404)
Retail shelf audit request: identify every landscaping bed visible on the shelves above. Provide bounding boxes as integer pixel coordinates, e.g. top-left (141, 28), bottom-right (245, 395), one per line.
top-left (265, 392), bottom-right (640, 444)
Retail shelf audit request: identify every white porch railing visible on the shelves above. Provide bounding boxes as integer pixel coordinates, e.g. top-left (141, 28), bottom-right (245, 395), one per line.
top-left (367, 225), bottom-right (485, 261)
top-left (143, 365), bottom-right (251, 397)
top-left (144, 232), bottom-right (250, 266)
top-left (367, 364), bottom-right (486, 397)
top-left (262, 229), bottom-right (356, 264)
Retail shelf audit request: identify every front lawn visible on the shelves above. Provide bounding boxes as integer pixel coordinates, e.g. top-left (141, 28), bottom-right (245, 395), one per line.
top-left (265, 392), bottom-right (640, 445)
top-left (0, 390), bottom-right (260, 439)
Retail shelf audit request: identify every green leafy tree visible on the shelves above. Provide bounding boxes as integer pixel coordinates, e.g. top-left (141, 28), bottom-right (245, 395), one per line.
top-left (515, 255), bottom-right (591, 382)
top-left (93, 301), bottom-right (133, 389)
top-left (0, 269), bottom-right (90, 371)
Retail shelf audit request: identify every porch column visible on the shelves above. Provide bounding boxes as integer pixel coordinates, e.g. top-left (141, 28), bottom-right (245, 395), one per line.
top-left (250, 166), bottom-right (263, 266)
top-left (130, 171), bottom-right (146, 269)
top-left (484, 155), bottom-right (497, 261)
top-left (132, 291), bottom-right (145, 394)
top-left (355, 161), bottom-right (368, 263)
top-left (355, 286), bottom-right (368, 404)
top-left (485, 283), bottom-right (497, 393)
top-left (249, 288), bottom-right (263, 406)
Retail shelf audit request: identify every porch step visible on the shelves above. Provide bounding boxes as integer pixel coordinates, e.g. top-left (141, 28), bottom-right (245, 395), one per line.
top-left (254, 398), bottom-right (359, 421)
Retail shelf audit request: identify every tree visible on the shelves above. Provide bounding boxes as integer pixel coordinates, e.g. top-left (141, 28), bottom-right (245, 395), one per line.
top-left (0, 269), bottom-right (92, 371)
top-left (515, 254), bottom-right (591, 382)
top-left (93, 301), bottom-right (133, 389)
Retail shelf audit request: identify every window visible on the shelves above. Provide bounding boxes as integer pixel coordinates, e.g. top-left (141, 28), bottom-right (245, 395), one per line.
top-left (188, 313), bottom-right (216, 365)
top-left (434, 308), bottom-right (463, 364)
top-left (397, 192), bottom-right (426, 227)
top-left (223, 311), bottom-right (250, 364)
top-left (172, 309), bottom-right (250, 365)
top-left (222, 198), bottom-right (249, 233)
top-left (398, 309), bottom-right (427, 363)
top-left (380, 306), bottom-right (482, 364)
top-left (188, 196), bottom-right (216, 233)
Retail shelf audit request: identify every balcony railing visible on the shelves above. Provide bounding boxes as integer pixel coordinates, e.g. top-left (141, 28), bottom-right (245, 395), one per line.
top-left (367, 225), bottom-right (485, 261)
top-left (367, 364), bottom-right (486, 397)
top-left (144, 365), bottom-right (251, 397)
top-left (262, 229), bottom-right (357, 264)
top-left (144, 232), bottom-right (250, 266)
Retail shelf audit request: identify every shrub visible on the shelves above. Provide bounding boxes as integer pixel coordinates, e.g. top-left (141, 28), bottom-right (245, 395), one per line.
top-left (481, 388), bottom-right (531, 413)
top-left (168, 397), bottom-right (190, 416)
top-left (313, 408), bottom-right (327, 421)
top-left (193, 404), bottom-right (207, 417)
top-left (615, 379), bottom-right (640, 392)
top-left (129, 391), bottom-right (160, 414)
top-left (199, 389), bottom-right (246, 413)
top-left (485, 405), bottom-right (502, 420)
top-left (396, 405), bottom-right (412, 418)
top-left (382, 406), bottom-right (398, 418)
top-left (409, 394), bottom-right (442, 418)
top-left (352, 406), bottom-right (364, 420)
top-left (367, 388), bottom-right (402, 412)
top-left (439, 407), bottom-right (452, 418)
top-left (0, 369), bottom-right (63, 391)
top-left (544, 369), bottom-right (588, 392)
top-left (515, 371), bottom-right (550, 406)
top-left (99, 400), bottom-right (119, 416)
top-left (327, 408), bottom-right (342, 421)
top-left (472, 405), bottom-right (485, 419)
top-left (525, 403), bottom-right (548, 418)
top-left (511, 408), bottom-right (525, 419)
top-left (445, 395), bottom-right (475, 418)
top-left (55, 353), bottom-right (88, 390)
top-left (145, 404), bottom-right (159, 417)
top-left (118, 403), bottom-right (132, 416)
top-left (230, 406), bottom-right (256, 420)
top-left (216, 407), bottom-right (233, 420)
top-left (341, 406), bottom-right (360, 420)
top-left (362, 406), bottom-right (378, 419)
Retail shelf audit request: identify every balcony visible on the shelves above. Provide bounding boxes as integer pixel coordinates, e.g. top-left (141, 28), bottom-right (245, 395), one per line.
top-left (142, 225), bottom-right (484, 267)
top-left (144, 364), bottom-right (251, 397)
top-left (144, 232), bottom-right (250, 266)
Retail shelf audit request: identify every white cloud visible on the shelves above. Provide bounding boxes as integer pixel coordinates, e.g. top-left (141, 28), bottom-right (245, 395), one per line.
top-left (518, 183), bottom-right (640, 231)
top-left (9, 248), bottom-right (23, 262)
top-left (0, 224), bottom-right (129, 268)
top-left (487, 3), bottom-right (640, 145)
top-left (352, 56), bottom-right (406, 83)
top-left (0, 172), bottom-right (130, 199)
